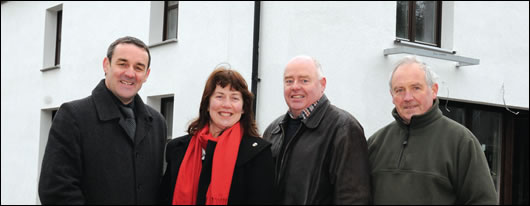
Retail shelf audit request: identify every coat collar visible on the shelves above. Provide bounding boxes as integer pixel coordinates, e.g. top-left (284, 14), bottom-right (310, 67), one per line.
top-left (392, 98), bottom-right (443, 129)
top-left (92, 79), bottom-right (122, 121)
top-left (92, 79), bottom-right (153, 144)
top-left (235, 136), bottom-right (270, 166)
top-left (277, 94), bottom-right (330, 130)
top-left (171, 134), bottom-right (270, 167)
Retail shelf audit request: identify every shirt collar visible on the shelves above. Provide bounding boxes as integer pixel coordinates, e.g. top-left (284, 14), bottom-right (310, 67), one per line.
top-left (288, 96), bottom-right (323, 120)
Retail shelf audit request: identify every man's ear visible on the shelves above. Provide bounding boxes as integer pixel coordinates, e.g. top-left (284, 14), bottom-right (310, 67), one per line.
top-left (431, 83), bottom-right (439, 99)
top-left (143, 68), bottom-right (151, 82)
top-left (103, 57), bottom-right (110, 75)
top-left (320, 77), bottom-right (327, 93)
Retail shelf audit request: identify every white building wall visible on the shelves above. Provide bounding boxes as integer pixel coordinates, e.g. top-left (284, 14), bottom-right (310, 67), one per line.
top-left (448, 1), bottom-right (529, 107)
top-left (257, 1), bottom-right (399, 136)
top-left (1, 1), bottom-right (528, 205)
top-left (256, 1), bottom-right (529, 137)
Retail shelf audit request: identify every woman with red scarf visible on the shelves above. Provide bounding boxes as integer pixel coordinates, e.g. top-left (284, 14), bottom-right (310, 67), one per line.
top-left (158, 66), bottom-right (274, 205)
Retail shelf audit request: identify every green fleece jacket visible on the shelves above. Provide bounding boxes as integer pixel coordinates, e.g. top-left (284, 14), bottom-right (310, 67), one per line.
top-left (368, 99), bottom-right (498, 205)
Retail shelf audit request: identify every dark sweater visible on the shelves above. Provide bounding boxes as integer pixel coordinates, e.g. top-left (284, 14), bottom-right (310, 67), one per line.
top-left (368, 98), bottom-right (498, 204)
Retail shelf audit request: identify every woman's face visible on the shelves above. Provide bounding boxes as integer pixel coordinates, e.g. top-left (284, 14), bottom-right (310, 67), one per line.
top-left (208, 85), bottom-right (244, 137)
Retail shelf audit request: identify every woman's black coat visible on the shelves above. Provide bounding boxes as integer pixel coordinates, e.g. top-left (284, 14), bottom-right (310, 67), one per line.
top-left (158, 133), bottom-right (275, 205)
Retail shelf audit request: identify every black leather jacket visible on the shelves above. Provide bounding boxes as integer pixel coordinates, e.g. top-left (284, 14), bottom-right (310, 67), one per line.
top-left (263, 95), bottom-right (372, 204)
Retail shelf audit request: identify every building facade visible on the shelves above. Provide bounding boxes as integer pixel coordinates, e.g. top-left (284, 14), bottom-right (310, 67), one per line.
top-left (1, 1), bottom-right (528, 204)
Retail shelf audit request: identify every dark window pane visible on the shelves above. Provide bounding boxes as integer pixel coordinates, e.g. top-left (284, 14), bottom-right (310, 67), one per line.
top-left (161, 97), bottom-right (174, 139)
top-left (396, 1), bottom-right (409, 39)
top-left (440, 105), bottom-right (466, 126)
top-left (471, 110), bottom-right (502, 192)
top-left (55, 10), bottom-right (62, 65)
top-left (414, 1), bottom-right (437, 45)
top-left (168, 1), bottom-right (178, 7)
top-left (166, 8), bottom-right (178, 39)
top-left (52, 110), bottom-right (57, 121)
top-left (512, 114), bottom-right (529, 204)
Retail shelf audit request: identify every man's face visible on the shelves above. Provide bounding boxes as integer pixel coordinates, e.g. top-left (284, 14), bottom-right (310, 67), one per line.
top-left (283, 57), bottom-right (326, 117)
top-left (103, 43), bottom-right (150, 105)
top-left (391, 63), bottom-right (438, 124)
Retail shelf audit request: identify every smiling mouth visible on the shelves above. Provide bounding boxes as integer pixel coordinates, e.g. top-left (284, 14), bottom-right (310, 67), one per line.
top-left (120, 80), bottom-right (134, 85)
top-left (219, 112), bottom-right (233, 117)
top-left (291, 95), bottom-right (304, 99)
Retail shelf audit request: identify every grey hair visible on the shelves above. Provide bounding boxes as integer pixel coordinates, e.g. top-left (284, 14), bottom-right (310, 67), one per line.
top-left (312, 57), bottom-right (324, 80)
top-left (389, 56), bottom-right (438, 90)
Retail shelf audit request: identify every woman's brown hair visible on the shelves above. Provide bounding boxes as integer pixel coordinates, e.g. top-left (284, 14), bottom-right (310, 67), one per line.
top-left (187, 66), bottom-right (259, 137)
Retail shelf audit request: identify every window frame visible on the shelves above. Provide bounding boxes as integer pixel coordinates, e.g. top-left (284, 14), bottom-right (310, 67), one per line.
top-left (163, 1), bottom-right (179, 41)
top-left (161, 96), bottom-right (174, 140)
top-left (397, 1), bottom-right (442, 47)
top-left (55, 10), bottom-right (62, 66)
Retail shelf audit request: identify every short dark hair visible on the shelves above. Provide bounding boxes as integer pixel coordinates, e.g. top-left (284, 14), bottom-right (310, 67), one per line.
top-left (188, 66), bottom-right (259, 138)
top-left (106, 36), bottom-right (151, 68)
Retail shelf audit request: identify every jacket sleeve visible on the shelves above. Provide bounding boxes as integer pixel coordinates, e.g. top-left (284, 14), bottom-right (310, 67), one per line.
top-left (329, 120), bottom-right (372, 204)
top-left (158, 140), bottom-right (178, 205)
top-left (455, 133), bottom-right (498, 205)
top-left (38, 103), bottom-right (85, 204)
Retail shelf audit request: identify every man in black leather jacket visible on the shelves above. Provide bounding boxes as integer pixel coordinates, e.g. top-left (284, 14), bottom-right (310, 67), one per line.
top-left (263, 55), bottom-right (371, 204)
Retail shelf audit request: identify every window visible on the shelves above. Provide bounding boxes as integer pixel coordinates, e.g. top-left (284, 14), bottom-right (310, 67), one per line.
top-left (55, 10), bottom-right (62, 66)
top-left (512, 113), bottom-right (529, 205)
top-left (52, 110), bottom-right (58, 120)
top-left (38, 108), bottom-right (59, 205)
top-left (439, 99), bottom-right (529, 204)
top-left (42, 4), bottom-right (63, 71)
top-left (163, 1), bottom-right (179, 41)
top-left (161, 97), bottom-right (174, 140)
top-left (396, 1), bottom-right (442, 47)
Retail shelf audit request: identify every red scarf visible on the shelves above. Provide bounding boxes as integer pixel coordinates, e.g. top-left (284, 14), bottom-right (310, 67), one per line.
top-left (172, 122), bottom-right (242, 205)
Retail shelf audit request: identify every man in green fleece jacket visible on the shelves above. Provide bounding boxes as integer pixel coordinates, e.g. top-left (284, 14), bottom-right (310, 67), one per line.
top-left (367, 56), bottom-right (498, 205)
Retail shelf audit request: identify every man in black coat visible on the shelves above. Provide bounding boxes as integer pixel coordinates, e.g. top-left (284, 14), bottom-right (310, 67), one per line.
top-left (38, 36), bottom-right (167, 204)
top-left (263, 55), bottom-right (371, 204)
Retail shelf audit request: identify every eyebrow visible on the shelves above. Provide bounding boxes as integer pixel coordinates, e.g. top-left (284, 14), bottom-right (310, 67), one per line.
top-left (393, 83), bottom-right (423, 90)
top-left (214, 91), bottom-right (242, 96)
top-left (116, 58), bottom-right (146, 68)
top-left (284, 75), bottom-right (310, 79)
top-left (136, 62), bottom-right (146, 68)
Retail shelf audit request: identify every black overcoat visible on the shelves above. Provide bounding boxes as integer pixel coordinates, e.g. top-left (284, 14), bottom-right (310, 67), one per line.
top-left (158, 133), bottom-right (275, 205)
top-left (39, 79), bottom-right (167, 204)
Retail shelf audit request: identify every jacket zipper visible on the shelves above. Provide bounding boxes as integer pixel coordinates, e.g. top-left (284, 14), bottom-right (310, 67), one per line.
top-left (397, 126), bottom-right (410, 168)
